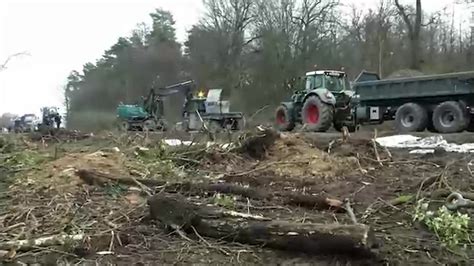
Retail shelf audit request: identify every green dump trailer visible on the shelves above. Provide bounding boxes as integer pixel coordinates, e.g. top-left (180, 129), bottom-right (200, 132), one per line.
top-left (352, 71), bottom-right (474, 133)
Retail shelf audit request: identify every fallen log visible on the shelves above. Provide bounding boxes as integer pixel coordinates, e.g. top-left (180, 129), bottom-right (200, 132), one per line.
top-left (283, 193), bottom-right (343, 211)
top-left (76, 169), bottom-right (166, 187)
top-left (148, 193), bottom-right (376, 258)
top-left (76, 169), bottom-right (268, 200)
top-left (77, 170), bottom-right (344, 211)
top-left (171, 182), bottom-right (269, 200)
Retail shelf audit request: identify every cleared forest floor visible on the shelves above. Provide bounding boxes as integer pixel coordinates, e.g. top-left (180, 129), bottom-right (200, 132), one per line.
top-left (0, 128), bottom-right (473, 265)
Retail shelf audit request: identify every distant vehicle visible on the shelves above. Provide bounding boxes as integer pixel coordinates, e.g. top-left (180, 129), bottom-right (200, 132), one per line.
top-left (116, 80), bottom-right (244, 132)
top-left (116, 85), bottom-right (173, 131)
top-left (181, 88), bottom-right (244, 132)
top-left (351, 71), bottom-right (474, 133)
top-left (276, 69), bottom-right (474, 133)
top-left (13, 114), bottom-right (39, 133)
top-left (38, 107), bottom-right (62, 131)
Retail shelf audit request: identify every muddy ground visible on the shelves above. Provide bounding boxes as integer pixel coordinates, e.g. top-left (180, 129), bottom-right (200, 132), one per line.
top-left (0, 129), bottom-right (473, 265)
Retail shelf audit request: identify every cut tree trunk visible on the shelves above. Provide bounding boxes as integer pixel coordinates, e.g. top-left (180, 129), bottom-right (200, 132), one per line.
top-left (76, 169), bottom-right (268, 199)
top-left (148, 193), bottom-right (377, 258)
top-left (283, 193), bottom-right (343, 211)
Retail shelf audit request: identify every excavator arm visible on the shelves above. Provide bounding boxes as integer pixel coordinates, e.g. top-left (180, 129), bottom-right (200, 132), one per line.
top-left (142, 80), bottom-right (197, 118)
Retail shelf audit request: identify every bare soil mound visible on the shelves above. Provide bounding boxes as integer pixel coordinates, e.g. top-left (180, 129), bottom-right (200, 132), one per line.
top-left (20, 150), bottom-right (127, 193)
top-left (207, 130), bottom-right (354, 177)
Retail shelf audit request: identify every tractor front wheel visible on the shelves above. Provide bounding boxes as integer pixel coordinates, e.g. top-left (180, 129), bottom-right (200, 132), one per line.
top-left (275, 105), bottom-right (295, 131)
top-left (301, 96), bottom-right (333, 132)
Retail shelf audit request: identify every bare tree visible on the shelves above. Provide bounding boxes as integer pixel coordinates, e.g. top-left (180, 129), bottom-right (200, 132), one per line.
top-left (394, 0), bottom-right (439, 70)
top-left (293, 0), bottom-right (339, 66)
top-left (394, 0), bottom-right (422, 69)
top-left (200, 0), bottom-right (256, 90)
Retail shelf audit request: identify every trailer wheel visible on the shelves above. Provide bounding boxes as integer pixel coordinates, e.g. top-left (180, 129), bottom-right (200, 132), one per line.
top-left (275, 105), bottom-right (295, 131)
top-left (432, 101), bottom-right (468, 133)
top-left (395, 103), bottom-right (428, 132)
top-left (302, 96), bottom-right (333, 132)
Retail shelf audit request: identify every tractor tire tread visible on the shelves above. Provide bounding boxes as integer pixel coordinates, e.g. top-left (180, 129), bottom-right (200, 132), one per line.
top-left (302, 96), bottom-right (333, 132)
top-left (275, 105), bottom-right (295, 131)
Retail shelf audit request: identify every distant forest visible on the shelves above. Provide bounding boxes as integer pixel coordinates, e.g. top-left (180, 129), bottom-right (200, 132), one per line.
top-left (64, 0), bottom-right (474, 129)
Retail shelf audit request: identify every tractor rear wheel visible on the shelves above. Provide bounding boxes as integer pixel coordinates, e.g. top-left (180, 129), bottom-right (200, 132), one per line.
top-left (432, 101), bottom-right (467, 133)
top-left (275, 105), bottom-right (295, 131)
top-left (301, 96), bottom-right (333, 132)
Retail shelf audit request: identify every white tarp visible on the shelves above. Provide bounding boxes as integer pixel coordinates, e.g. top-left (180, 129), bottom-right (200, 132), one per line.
top-left (163, 139), bottom-right (193, 146)
top-left (376, 135), bottom-right (474, 154)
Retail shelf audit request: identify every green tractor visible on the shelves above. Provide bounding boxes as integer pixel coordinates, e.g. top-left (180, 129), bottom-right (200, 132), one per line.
top-left (275, 70), bottom-right (355, 132)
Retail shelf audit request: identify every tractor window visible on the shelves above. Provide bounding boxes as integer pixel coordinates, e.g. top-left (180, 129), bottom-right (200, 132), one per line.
top-left (314, 76), bottom-right (323, 88)
top-left (305, 78), bottom-right (312, 90)
top-left (325, 75), bottom-right (345, 92)
top-left (305, 75), bottom-right (323, 90)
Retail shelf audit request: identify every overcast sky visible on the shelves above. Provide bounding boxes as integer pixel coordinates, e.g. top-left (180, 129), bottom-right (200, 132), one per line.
top-left (0, 0), bottom-right (466, 115)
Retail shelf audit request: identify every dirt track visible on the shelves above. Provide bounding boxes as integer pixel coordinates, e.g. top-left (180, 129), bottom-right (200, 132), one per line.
top-left (0, 129), bottom-right (473, 265)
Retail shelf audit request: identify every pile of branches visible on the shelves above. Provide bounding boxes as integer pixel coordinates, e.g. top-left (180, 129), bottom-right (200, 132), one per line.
top-left (30, 129), bottom-right (92, 143)
top-left (75, 169), bottom-right (379, 259)
top-left (0, 181), bottom-right (144, 262)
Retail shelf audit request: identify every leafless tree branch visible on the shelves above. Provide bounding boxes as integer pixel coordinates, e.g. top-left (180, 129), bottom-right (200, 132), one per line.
top-left (0, 51), bottom-right (30, 71)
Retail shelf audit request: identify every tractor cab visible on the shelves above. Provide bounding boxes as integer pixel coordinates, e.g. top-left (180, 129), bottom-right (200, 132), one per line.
top-left (291, 70), bottom-right (352, 105)
top-left (305, 70), bottom-right (353, 108)
top-left (183, 90), bottom-right (206, 116)
top-left (304, 70), bottom-right (351, 93)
